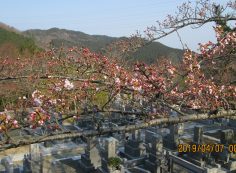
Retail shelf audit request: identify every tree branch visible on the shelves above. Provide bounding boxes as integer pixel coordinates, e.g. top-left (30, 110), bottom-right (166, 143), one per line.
top-left (142, 16), bottom-right (236, 49)
top-left (1, 110), bottom-right (235, 151)
top-left (0, 75), bottom-right (108, 84)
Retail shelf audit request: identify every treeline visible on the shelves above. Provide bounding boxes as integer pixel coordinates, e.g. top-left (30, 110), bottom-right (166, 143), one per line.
top-left (0, 28), bottom-right (39, 58)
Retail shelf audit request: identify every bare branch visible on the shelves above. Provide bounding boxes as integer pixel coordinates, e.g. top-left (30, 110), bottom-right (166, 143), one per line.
top-left (1, 110), bottom-right (235, 151)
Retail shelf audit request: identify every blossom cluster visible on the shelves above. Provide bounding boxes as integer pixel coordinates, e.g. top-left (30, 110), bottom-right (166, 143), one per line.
top-left (199, 26), bottom-right (236, 59)
top-left (28, 108), bottom-right (50, 128)
top-left (0, 112), bottom-right (18, 132)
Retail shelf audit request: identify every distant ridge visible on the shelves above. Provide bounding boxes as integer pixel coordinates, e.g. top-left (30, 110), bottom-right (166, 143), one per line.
top-left (0, 21), bottom-right (183, 64)
top-left (23, 28), bottom-right (183, 64)
top-left (0, 22), bottom-right (21, 34)
top-left (0, 23), bottom-right (39, 58)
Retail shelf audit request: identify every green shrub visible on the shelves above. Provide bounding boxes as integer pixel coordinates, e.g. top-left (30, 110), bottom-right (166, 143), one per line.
top-left (108, 157), bottom-right (122, 170)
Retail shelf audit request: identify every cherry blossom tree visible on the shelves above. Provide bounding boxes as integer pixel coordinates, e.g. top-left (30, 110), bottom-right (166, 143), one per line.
top-left (0, 0), bottom-right (235, 151)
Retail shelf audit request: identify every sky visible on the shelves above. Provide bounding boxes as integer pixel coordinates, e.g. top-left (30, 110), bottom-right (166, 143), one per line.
top-left (0, 0), bottom-right (230, 51)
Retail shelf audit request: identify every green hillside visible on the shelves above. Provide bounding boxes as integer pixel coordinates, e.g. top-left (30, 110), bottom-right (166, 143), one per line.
top-left (132, 41), bottom-right (183, 64)
top-left (23, 28), bottom-right (183, 64)
top-left (0, 26), bottom-right (39, 57)
top-left (23, 28), bottom-right (117, 52)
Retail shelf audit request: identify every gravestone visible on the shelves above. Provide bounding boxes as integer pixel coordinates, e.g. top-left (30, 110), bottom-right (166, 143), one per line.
top-left (145, 134), bottom-right (163, 173)
top-left (104, 137), bottom-right (117, 160)
top-left (30, 143), bottom-right (42, 173)
top-left (187, 126), bottom-right (205, 165)
top-left (193, 126), bottom-right (203, 144)
top-left (77, 137), bottom-right (101, 173)
top-left (98, 137), bottom-right (124, 173)
top-left (23, 154), bottom-right (31, 173)
top-left (163, 124), bottom-right (179, 150)
top-left (124, 130), bottom-right (144, 159)
top-left (132, 130), bottom-right (141, 141)
top-left (1, 156), bottom-right (13, 173)
top-left (221, 129), bottom-right (234, 145)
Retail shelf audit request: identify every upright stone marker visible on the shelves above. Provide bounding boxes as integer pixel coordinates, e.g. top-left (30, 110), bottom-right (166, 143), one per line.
top-left (30, 143), bottom-right (42, 173)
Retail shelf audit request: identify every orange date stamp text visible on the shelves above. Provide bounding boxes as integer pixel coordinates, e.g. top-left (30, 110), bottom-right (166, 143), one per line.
top-left (178, 144), bottom-right (225, 153)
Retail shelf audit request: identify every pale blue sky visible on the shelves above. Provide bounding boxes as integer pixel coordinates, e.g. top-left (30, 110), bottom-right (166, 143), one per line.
top-left (0, 0), bottom-right (229, 51)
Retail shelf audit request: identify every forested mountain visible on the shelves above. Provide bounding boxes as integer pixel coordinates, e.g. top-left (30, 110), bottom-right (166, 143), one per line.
top-left (0, 22), bottom-right (183, 63)
top-left (0, 24), bottom-right (39, 58)
top-left (23, 28), bottom-right (183, 64)
top-left (0, 23), bottom-right (183, 64)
